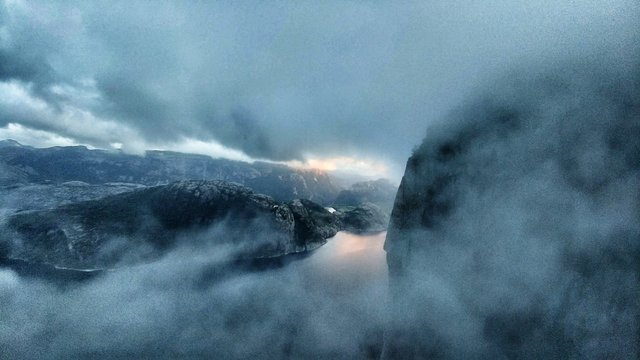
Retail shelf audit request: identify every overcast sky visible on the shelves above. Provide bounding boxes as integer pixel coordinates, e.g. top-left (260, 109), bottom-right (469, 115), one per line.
top-left (0, 0), bottom-right (638, 178)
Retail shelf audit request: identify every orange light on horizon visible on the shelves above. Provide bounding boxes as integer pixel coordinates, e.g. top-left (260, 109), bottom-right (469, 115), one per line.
top-left (333, 231), bottom-right (386, 256)
top-left (287, 156), bottom-right (389, 178)
top-left (306, 158), bottom-right (338, 171)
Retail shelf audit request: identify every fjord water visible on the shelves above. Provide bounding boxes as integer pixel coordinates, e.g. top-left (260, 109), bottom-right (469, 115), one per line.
top-left (283, 230), bottom-right (388, 358)
top-left (302, 231), bottom-right (387, 293)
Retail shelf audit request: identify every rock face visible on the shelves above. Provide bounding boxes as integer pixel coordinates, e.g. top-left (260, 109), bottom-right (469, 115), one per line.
top-left (0, 141), bottom-right (340, 204)
top-left (2, 180), bottom-right (339, 269)
top-left (331, 178), bottom-right (396, 232)
top-left (333, 178), bottom-right (397, 213)
top-left (383, 68), bottom-right (640, 359)
top-left (335, 202), bottom-right (388, 234)
top-left (289, 199), bottom-right (341, 246)
top-left (0, 182), bottom-right (144, 214)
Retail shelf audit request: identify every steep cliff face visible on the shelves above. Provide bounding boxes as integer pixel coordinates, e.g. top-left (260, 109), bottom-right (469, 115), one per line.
top-left (383, 67), bottom-right (640, 359)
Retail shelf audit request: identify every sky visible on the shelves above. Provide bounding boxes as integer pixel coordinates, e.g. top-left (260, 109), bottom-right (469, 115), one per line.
top-left (0, 0), bottom-right (638, 179)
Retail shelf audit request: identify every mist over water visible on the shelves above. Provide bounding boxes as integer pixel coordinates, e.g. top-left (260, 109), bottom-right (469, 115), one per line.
top-left (306, 231), bottom-right (387, 291)
top-left (0, 231), bottom-right (388, 359)
top-left (1, 1), bottom-right (638, 358)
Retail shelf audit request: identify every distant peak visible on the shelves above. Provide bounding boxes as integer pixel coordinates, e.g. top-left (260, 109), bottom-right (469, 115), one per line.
top-left (0, 139), bottom-right (24, 147)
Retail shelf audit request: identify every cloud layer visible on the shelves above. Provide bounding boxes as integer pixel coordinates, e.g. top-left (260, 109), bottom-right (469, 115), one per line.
top-left (0, 231), bottom-right (387, 359)
top-left (1, 0), bottom-right (638, 176)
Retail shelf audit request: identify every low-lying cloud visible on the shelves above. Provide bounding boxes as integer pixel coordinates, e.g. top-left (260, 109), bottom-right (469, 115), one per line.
top-left (0, 230), bottom-right (387, 359)
top-left (383, 58), bottom-right (640, 358)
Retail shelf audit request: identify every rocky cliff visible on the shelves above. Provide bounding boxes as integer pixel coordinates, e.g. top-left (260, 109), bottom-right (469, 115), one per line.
top-left (333, 178), bottom-right (397, 213)
top-left (382, 67), bottom-right (640, 359)
top-left (2, 180), bottom-right (341, 269)
top-left (335, 202), bottom-right (388, 234)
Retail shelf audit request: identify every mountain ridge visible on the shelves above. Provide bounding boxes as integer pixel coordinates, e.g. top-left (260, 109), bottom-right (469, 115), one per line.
top-left (0, 139), bottom-right (340, 204)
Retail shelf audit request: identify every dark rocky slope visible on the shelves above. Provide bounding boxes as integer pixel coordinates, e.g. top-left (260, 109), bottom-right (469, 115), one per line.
top-left (330, 178), bottom-right (396, 232)
top-left (0, 182), bottom-right (144, 214)
top-left (335, 202), bottom-right (389, 234)
top-left (333, 178), bottom-right (397, 213)
top-left (2, 180), bottom-right (340, 269)
top-left (383, 67), bottom-right (640, 359)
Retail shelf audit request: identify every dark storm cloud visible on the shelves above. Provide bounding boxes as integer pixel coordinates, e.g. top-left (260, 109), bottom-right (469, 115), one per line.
top-left (1, 0), bottom-right (638, 171)
top-left (0, 8), bottom-right (47, 85)
top-left (0, 48), bottom-right (49, 84)
top-left (0, 1), bottom-right (89, 93)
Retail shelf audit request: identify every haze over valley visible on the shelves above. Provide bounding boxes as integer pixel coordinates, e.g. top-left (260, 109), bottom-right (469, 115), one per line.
top-left (1, 1), bottom-right (639, 359)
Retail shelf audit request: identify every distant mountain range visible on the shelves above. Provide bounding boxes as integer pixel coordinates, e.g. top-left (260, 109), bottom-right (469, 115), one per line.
top-left (0, 139), bottom-right (340, 205)
top-left (0, 140), bottom-right (397, 271)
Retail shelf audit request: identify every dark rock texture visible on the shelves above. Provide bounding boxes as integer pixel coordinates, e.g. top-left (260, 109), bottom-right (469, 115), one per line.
top-left (336, 203), bottom-right (388, 234)
top-left (0, 182), bottom-right (144, 214)
top-left (333, 178), bottom-right (397, 213)
top-left (331, 178), bottom-right (396, 231)
top-left (383, 66), bottom-right (640, 359)
top-left (0, 141), bottom-right (340, 204)
top-left (289, 199), bottom-right (341, 246)
top-left (2, 180), bottom-right (338, 269)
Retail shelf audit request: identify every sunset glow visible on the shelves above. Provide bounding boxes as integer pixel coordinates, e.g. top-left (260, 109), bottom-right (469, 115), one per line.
top-left (287, 156), bottom-right (390, 179)
top-left (333, 231), bottom-right (386, 257)
top-left (303, 231), bottom-right (388, 293)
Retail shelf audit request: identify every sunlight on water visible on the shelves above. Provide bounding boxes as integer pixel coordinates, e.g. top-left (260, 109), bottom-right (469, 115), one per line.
top-left (300, 231), bottom-right (388, 295)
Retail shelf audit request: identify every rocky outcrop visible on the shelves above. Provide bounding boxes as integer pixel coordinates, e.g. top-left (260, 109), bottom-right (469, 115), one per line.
top-left (2, 180), bottom-right (339, 269)
top-left (335, 202), bottom-right (388, 234)
top-left (289, 199), bottom-right (341, 247)
top-left (331, 178), bottom-right (396, 232)
top-left (0, 141), bottom-right (340, 204)
top-left (382, 68), bottom-right (640, 359)
top-left (333, 178), bottom-right (397, 213)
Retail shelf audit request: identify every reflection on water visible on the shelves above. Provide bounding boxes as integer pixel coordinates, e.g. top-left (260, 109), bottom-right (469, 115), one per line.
top-left (300, 231), bottom-right (387, 295)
